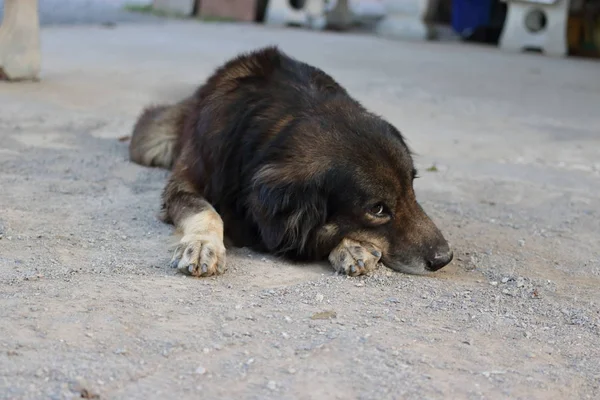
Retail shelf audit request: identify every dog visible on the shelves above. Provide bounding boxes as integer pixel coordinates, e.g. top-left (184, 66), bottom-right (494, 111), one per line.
top-left (129, 46), bottom-right (453, 277)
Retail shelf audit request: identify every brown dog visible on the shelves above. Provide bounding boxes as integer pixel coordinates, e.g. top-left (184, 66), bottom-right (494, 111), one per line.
top-left (129, 46), bottom-right (453, 277)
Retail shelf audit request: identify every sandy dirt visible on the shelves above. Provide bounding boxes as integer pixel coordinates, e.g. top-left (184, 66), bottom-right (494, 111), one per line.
top-left (1, 22), bottom-right (599, 400)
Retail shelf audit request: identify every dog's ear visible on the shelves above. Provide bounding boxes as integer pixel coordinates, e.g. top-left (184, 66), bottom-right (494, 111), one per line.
top-left (249, 165), bottom-right (327, 257)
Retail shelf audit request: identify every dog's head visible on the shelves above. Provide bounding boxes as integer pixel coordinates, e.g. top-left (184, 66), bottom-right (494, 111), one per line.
top-left (249, 109), bottom-right (453, 274)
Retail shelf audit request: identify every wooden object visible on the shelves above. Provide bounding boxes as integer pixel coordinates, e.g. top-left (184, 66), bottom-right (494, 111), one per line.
top-left (197, 0), bottom-right (258, 22)
top-left (0, 0), bottom-right (41, 81)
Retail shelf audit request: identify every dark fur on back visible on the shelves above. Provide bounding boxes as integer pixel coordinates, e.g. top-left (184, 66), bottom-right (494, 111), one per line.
top-left (130, 46), bottom-right (452, 274)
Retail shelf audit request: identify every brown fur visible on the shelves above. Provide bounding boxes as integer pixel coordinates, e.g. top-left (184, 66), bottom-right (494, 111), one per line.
top-left (129, 47), bottom-right (453, 276)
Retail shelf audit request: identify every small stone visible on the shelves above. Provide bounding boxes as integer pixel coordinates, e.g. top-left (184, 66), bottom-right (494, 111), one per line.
top-left (311, 311), bottom-right (337, 320)
top-left (203, 347), bottom-right (210, 353)
top-left (195, 366), bottom-right (207, 375)
top-left (281, 332), bottom-right (290, 339)
top-left (267, 380), bottom-right (277, 391)
top-left (287, 367), bottom-right (297, 374)
top-left (482, 370), bottom-right (506, 378)
top-left (518, 239), bottom-right (525, 247)
top-left (490, 281), bottom-right (498, 286)
top-left (315, 293), bottom-right (324, 303)
top-left (284, 316), bottom-right (293, 323)
top-left (525, 331), bottom-right (532, 339)
top-left (501, 277), bottom-right (510, 283)
top-left (114, 348), bottom-right (127, 355)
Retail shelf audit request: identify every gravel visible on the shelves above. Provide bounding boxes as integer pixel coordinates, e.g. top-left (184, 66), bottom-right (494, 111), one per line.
top-left (1, 21), bottom-right (599, 400)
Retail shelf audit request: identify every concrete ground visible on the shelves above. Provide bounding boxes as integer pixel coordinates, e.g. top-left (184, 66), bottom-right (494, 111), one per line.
top-left (1, 20), bottom-right (599, 400)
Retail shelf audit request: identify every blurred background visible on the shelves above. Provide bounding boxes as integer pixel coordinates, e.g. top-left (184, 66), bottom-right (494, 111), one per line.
top-left (2, 0), bottom-right (599, 58)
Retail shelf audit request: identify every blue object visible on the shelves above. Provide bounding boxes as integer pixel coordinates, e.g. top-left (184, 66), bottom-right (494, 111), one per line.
top-left (451, 0), bottom-right (494, 38)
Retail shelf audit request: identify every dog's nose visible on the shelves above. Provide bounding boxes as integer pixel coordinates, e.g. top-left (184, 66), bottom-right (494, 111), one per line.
top-left (426, 251), bottom-right (453, 271)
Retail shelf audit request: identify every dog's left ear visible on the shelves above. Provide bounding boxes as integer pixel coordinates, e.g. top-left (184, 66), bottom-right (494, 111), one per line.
top-left (249, 165), bottom-right (327, 257)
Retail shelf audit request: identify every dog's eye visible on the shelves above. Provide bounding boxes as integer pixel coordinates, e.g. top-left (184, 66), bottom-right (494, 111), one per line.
top-left (369, 203), bottom-right (386, 217)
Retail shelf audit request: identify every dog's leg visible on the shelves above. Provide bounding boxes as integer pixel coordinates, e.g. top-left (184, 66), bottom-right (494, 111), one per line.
top-left (328, 238), bottom-right (382, 277)
top-left (161, 171), bottom-right (226, 277)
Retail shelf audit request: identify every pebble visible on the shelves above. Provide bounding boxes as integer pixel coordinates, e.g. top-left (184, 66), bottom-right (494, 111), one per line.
top-left (267, 380), bottom-right (277, 391)
top-left (315, 293), bottom-right (324, 303)
top-left (195, 366), bottom-right (207, 375)
top-left (311, 311), bottom-right (337, 320)
top-left (501, 277), bottom-right (510, 283)
top-left (490, 281), bottom-right (498, 286)
top-left (482, 370), bottom-right (506, 378)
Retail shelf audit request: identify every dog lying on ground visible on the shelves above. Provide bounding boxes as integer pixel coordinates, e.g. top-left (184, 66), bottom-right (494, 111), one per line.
top-left (129, 46), bottom-right (453, 277)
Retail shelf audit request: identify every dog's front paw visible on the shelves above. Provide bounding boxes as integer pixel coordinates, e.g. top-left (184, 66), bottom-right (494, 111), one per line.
top-left (170, 233), bottom-right (226, 277)
top-left (328, 238), bottom-right (382, 276)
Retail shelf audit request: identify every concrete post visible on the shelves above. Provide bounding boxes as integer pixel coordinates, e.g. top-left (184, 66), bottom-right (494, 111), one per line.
top-left (0, 0), bottom-right (41, 81)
